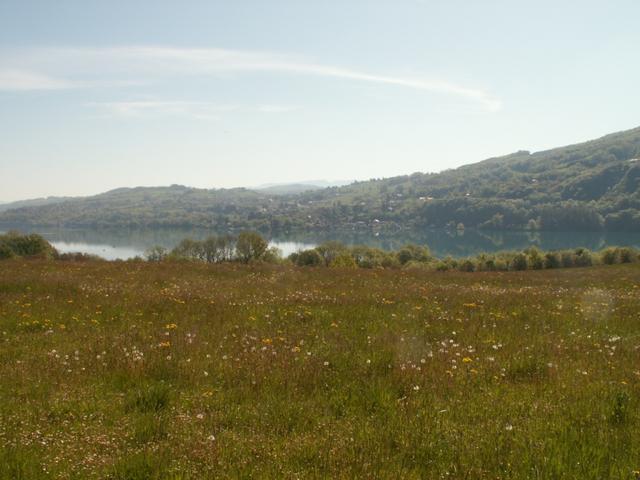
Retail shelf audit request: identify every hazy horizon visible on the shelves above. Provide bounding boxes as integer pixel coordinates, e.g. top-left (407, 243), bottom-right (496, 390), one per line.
top-left (2, 0), bottom-right (639, 202)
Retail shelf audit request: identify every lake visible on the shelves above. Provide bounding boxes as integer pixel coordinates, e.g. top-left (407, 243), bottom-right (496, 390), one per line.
top-left (3, 226), bottom-right (640, 261)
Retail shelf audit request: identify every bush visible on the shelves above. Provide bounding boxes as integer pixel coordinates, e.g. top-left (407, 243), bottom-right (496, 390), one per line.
top-left (0, 232), bottom-right (57, 259)
top-left (351, 246), bottom-right (398, 269)
top-left (54, 252), bottom-right (103, 262)
top-left (171, 238), bottom-right (204, 261)
top-left (262, 246), bottom-right (283, 264)
top-left (293, 249), bottom-right (324, 267)
top-left (617, 247), bottom-right (636, 263)
top-left (0, 243), bottom-right (15, 260)
top-left (458, 259), bottom-right (476, 272)
top-left (544, 252), bottom-right (561, 269)
top-left (510, 253), bottom-right (528, 271)
top-left (434, 261), bottom-right (450, 271)
top-left (397, 244), bottom-right (431, 265)
top-left (600, 247), bottom-right (619, 265)
top-left (315, 241), bottom-right (348, 266)
top-left (236, 231), bottom-right (268, 263)
top-left (526, 247), bottom-right (544, 270)
top-left (329, 253), bottom-right (358, 268)
top-left (573, 248), bottom-right (593, 267)
top-left (560, 251), bottom-right (574, 268)
top-left (145, 246), bottom-right (168, 262)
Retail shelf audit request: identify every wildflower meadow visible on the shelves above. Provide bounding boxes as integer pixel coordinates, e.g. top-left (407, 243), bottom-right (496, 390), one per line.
top-left (1, 259), bottom-right (640, 478)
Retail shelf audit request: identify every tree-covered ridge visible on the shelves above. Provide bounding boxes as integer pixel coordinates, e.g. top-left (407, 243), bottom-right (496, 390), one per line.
top-left (2, 126), bottom-right (640, 231)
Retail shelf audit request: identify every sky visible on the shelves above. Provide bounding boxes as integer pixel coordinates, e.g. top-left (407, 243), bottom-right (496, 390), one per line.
top-left (1, 1), bottom-right (639, 202)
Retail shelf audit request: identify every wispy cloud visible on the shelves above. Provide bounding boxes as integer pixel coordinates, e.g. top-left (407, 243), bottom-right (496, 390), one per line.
top-left (86, 100), bottom-right (298, 119)
top-left (0, 69), bottom-right (77, 91)
top-left (0, 46), bottom-right (501, 111)
top-left (257, 104), bottom-right (301, 113)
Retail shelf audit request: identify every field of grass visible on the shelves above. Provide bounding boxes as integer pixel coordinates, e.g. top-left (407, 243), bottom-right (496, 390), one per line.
top-left (1, 260), bottom-right (640, 479)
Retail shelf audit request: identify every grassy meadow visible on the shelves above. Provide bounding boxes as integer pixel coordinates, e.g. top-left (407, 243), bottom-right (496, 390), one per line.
top-left (1, 260), bottom-right (640, 479)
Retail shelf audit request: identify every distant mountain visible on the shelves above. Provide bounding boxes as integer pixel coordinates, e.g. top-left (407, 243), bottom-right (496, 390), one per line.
top-left (0, 196), bottom-right (71, 213)
top-left (252, 180), bottom-right (353, 195)
top-left (2, 127), bottom-right (640, 231)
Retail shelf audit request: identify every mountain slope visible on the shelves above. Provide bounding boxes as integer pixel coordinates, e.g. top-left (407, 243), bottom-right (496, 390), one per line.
top-left (2, 126), bottom-right (640, 231)
top-left (0, 196), bottom-right (72, 213)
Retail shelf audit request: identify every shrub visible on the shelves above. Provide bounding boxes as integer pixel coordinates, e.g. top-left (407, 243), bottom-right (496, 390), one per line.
top-left (293, 249), bottom-right (324, 267)
top-left (434, 261), bottom-right (450, 271)
top-left (510, 253), bottom-right (528, 271)
top-left (617, 247), bottom-right (636, 263)
top-left (600, 247), bottom-right (619, 265)
top-left (329, 253), bottom-right (358, 268)
top-left (236, 231), bottom-right (268, 263)
top-left (560, 251), bottom-right (574, 268)
top-left (397, 244), bottom-right (431, 265)
top-left (573, 248), bottom-right (593, 267)
top-left (0, 232), bottom-right (56, 259)
top-left (544, 252), bottom-right (561, 269)
top-left (171, 238), bottom-right (204, 261)
top-left (351, 246), bottom-right (398, 269)
top-left (458, 259), bottom-right (476, 272)
top-left (315, 241), bottom-right (348, 266)
top-left (54, 252), bottom-right (103, 262)
top-left (145, 246), bottom-right (168, 262)
top-left (475, 254), bottom-right (497, 271)
top-left (526, 247), bottom-right (544, 270)
top-left (0, 243), bottom-right (15, 260)
top-left (262, 246), bottom-right (283, 264)
top-left (494, 258), bottom-right (509, 271)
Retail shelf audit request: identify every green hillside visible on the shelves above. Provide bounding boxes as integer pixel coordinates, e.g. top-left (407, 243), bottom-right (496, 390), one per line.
top-left (2, 127), bottom-right (640, 231)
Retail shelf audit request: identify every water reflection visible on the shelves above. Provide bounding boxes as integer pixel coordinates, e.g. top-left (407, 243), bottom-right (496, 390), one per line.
top-left (2, 226), bottom-right (640, 261)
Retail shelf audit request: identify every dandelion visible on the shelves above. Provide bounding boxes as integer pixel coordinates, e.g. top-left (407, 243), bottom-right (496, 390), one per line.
top-left (165, 323), bottom-right (178, 330)
top-left (462, 357), bottom-right (473, 363)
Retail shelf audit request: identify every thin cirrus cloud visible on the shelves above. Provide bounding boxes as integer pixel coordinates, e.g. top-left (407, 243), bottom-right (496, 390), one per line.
top-left (0, 69), bottom-right (77, 91)
top-left (86, 100), bottom-right (299, 119)
top-left (0, 46), bottom-right (502, 111)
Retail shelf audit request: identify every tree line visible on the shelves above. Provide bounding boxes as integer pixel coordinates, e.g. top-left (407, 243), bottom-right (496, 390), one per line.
top-left (2, 230), bottom-right (639, 273)
top-left (145, 232), bottom-right (640, 273)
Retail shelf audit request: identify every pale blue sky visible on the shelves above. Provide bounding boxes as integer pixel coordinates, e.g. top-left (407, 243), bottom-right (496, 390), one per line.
top-left (1, 0), bottom-right (639, 201)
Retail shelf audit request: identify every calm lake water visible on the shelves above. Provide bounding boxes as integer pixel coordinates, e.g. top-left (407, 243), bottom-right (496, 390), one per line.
top-left (3, 226), bottom-right (640, 261)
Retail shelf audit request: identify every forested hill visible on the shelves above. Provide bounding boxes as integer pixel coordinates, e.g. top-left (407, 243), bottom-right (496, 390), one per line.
top-left (2, 126), bottom-right (640, 232)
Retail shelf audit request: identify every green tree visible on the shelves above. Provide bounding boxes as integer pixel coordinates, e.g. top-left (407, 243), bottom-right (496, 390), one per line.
top-left (235, 231), bottom-right (268, 263)
top-left (145, 246), bottom-right (168, 262)
top-left (293, 249), bottom-right (324, 266)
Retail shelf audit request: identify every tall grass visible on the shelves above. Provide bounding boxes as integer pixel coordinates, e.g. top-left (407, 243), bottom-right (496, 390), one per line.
top-left (1, 260), bottom-right (640, 478)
